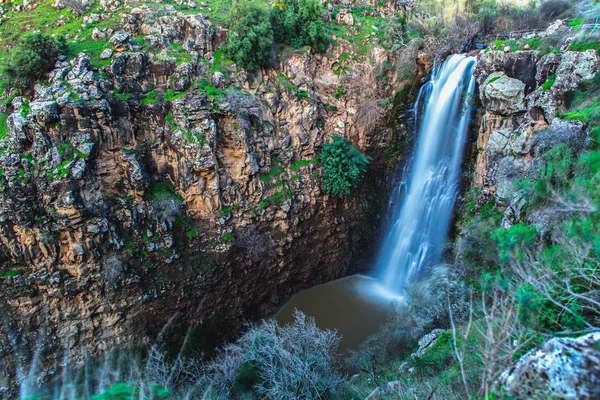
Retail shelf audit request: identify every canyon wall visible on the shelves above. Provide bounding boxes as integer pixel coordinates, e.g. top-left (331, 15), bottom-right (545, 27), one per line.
top-left (0, 4), bottom-right (426, 391)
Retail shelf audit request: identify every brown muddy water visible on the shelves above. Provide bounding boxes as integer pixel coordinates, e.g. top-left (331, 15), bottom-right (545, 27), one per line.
top-left (275, 275), bottom-right (401, 352)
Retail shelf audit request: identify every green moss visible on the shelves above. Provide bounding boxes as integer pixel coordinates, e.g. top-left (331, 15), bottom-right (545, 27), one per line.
top-left (541, 73), bottom-right (556, 90)
top-left (221, 232), bottom-right (234, 245)
top-left (148, 182), bottom-right (183, 202)
top-left (0, 270), bottom-right (23, 278)
top-left (568, 37), bottom-right (600, 54)
top-left (141, 90), bottom-right (158, 105)
top-left (0, 113), bottom-right (8, 140)
top-left (163, 88), bottom-right (185, 101)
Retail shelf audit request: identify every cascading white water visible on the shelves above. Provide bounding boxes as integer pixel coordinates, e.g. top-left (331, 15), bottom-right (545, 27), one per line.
top-left (376, 54), bottom-right (477, 292)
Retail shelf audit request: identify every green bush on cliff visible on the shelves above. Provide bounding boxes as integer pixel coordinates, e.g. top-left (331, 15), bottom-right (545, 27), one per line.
top-left (225, 1), bottom-right (274, 71)
top-left (271, 0), bottom-right (330, 52)
top-left (320, 135), bottom-right (370, 197)
top-left (4, 32), bottom-right (66, 87)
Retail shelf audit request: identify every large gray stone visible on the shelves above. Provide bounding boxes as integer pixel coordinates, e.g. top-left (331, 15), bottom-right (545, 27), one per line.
top-left (553, 50), bottom-right (598, 94)
top-left (495, 332), bottom-right (600, 400)
top-left (482, 72), bottom-right (527, 115)
top-left (30, 101), bottom-right (59, 123)
top-left (474, 50), bottom-right (505, 84)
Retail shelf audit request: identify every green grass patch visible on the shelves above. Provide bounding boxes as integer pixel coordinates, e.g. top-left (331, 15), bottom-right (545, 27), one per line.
top-left (541, 74), bottom-right (556, 90)
top-left (148, 182), bottom-right (183, 202)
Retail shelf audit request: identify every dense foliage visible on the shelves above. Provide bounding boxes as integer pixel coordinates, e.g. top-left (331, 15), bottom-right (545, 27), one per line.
top-left (271, 0), bottom-right (330, 52)
top-left (225, 1), bottom-right (274, 71)
top-left (49, 312), bottom-right (343, 400)
top-left (320, 135), bottom-right (371, 197)
top-left (4, 32), bottom-right (66, 87)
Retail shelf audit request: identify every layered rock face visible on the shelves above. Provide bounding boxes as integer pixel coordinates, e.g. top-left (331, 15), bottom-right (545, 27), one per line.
top-left (0, 6), bottom-right (417, 391)
top-left (472, 48), bottom-right (598, 228)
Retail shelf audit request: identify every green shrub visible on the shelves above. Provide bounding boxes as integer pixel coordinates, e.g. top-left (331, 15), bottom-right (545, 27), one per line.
top-left (225, 1), bottom-right (274, 71)
top-left (320, 135), bottom-right (370, 197)
top-left (541, 73), bottom-right (556, 90)
top-left (270, 0), bottom-right (330, 52)
top-left (4, 32), bottom-right (67, 87)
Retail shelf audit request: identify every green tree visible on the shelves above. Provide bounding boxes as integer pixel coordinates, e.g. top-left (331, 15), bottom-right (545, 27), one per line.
top-left (4, 32), bottom-right (67, 87)
top-left (225, 1), bottom-right (274, 72)
top-left (320, 135), bottom-right (371, 197)
top-left (271, 0), bottom-right (330, 52)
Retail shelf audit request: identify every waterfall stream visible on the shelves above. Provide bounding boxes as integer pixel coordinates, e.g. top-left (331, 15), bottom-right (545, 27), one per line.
top-left (375, 54), bottom-right (477, 292)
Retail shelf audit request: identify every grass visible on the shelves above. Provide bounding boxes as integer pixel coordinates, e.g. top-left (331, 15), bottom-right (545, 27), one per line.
top-left (568, 37), bottom-right (600, 55)
top-left (163, 88), bottom-right (185, 101)
top-left (148, 182), bottom-right (183, 202)
top-left (541, 74), bottom-right (556, 90)
top-left (0, 270), bottom-right (23, 278)
top-left (197, 79), bottom-right (223, 98)
top-left (141, 90), bottom-right (158, 105)
top-left (0, 113), bottom-right (8, 140)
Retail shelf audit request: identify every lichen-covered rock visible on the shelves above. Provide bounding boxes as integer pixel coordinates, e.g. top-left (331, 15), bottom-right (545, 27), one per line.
top-left (29, 101), bottom-right (59, 123)
top-left (411, 329), bottom-right (446, 358)
top-left (553, 50), bottom-right (598, 94)
top-left (495, 332), bottom-right (600, 400)
top-left (473, 50), bottom-right (505, 84)
top-left (481, 72), bottom-right (527, 115)
top-left (54, 0), bottom-right (94, 13)
top-left (109, 31), bottom-right (131, 52)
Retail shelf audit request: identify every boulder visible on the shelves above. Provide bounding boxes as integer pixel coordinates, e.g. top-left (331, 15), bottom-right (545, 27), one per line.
top-left (474, 51), bottom-right (506, 84)
top-left (411, 329), bottom-right (446, 358)
top-left (100, 48), bottom-right (113, 59)
top-left (109, 31), bottom-right (131, 52)
top-left (53, 0), bottom-right (94, 13)
top-left (481, 72), bottom-right (527, 115)
top-left (100, 0), bottom-right (120, 11)
top-left (495, 332), bottom-right (600, 400)
top-left (30, 101), bottom-right (59, 123)
top-left (503, 51), bottom-right (538, 94)
top-left (336, 9), bottom-right (354, 26)
top-left (91, 27), bottom-right (105, 40)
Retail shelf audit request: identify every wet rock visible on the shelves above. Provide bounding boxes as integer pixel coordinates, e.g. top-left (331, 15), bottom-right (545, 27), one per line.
top-left (495, 332), bottom-right (600, 400)
top-left (481, 72), bottom-right (526, 115)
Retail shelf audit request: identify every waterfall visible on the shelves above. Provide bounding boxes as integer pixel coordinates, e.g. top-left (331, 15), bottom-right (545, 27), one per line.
top-left (376, 54), bottom-right (477, 292)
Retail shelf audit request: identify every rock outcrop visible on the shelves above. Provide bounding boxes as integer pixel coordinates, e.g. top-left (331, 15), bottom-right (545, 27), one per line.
top-left (0, 4), bottom-right (419, 394)
top-left (472, 47), bottom-right (598, 207)
top-left (495, 332), bottom-right (600, 399)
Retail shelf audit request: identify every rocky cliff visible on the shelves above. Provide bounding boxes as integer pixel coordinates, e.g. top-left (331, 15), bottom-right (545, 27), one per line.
top-left (0, 2), bottom-right (424, 391)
